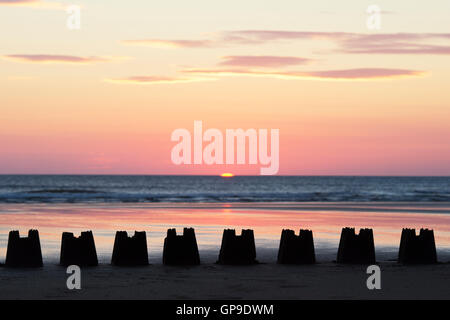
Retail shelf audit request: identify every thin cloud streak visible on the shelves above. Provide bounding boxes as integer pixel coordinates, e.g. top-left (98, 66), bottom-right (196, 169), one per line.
top-left (183, 68), bottom-right (426, 81)
top-left (121, 39), bottom-right (213, 48)
top-left (3, 54), bottom-right (116, 64)
top-left (105, 76), bottom-right (212, 85)
top-left (0, 0), bottom-right (38, 4)
top-left (219, 55), bottom-right (313, 67)
top-left (107, 68), bottom-right (425, 85)
top-left (126, 30), bottom-right (450, 55)
top-left (0, 0), bottom-right (63, 9)
top-left (226, 30), bottom-right (450, 55)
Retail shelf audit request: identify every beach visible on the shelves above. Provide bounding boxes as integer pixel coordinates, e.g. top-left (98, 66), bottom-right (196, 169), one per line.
top-left (0, 202), bottom-right (449, 299)
top-left (2, 0), bottom-right (450, 304)
top-left (1, 259), bottom-right (450, 300)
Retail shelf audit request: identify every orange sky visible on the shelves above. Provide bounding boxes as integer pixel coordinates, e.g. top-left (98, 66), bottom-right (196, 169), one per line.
top-left (1, 1), bottom-right (449, 175)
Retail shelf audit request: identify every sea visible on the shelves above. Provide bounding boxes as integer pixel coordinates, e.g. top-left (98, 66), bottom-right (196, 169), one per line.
top-left (0, 175), bottom-right (448, 203)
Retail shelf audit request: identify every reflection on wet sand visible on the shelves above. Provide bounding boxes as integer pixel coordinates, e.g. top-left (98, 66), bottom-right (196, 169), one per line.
top-left (0, 202), bottom-right (449, 262)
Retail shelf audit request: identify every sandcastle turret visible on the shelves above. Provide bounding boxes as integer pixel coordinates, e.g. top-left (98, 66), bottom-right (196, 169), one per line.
top-left (277, 229), bottom-right (315, 264)
top-left (111, 231), bottom-right (148, 266)
top-left (217, 229), bottom-right (257, 265)
top-left (60, 231), bottom-right (98, 267)
top-left (163, 228), bottom-right (200, 265)
top-left (398, 228), bottom-right (437, 264)
top-left (5, 229), bottom-right (43, 268)
top-left (337, 228), bottom-right (376, 264)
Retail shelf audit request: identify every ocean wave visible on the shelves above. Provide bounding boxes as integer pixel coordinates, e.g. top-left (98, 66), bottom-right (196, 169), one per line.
top-left (28, 189), bottom-right (100, 194)
top-left (0, 190), bottom-right (449, 203)
top-left (0, 176), bottom-right (448, 203)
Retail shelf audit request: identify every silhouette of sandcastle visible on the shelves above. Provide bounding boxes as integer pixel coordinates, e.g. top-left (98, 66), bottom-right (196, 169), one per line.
top-left (111, 231), bottom-right (148, 266)
top-left (277, 229), bottom-right (315, 264)
top-left (337, 228), bottom-right (376, 264)
top-left (0, 227), bottom-right (442, 267)
top-left (6, 229), bottom-right (43, 268)
top-left (217, 229), bottom-right (258, 265)
top-left (398, 228), bottom-right (437, 264)
top-left (60, 231), bottom-right (98, 267)
top-left (163, 228), bottom-right (200, 265)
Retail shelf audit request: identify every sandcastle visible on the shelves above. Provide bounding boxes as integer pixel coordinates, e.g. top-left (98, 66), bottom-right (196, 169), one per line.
top-left (217, 229), bottom-right (258, 265)
top-left (111, 231), bottom-right (148, 266)
top-left (5, 229), bottom-right (43, 268)
top-left (337, 228), bottom-right (376, 264)
top-left (60, 231), bottom-right (98, 267)
top-left (277, 229), bottom-right (316, 264)
top-left (398, 228), bottom-right (437, 264)
top-left (163, 228), bottom-right (200, 265)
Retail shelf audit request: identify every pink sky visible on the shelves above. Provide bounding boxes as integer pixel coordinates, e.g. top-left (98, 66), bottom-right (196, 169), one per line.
top-left (1, 1), bottom-right (449, 175)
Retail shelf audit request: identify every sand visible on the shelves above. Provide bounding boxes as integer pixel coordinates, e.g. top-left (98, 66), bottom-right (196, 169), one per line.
top-left (0, 249), bottom-right (449, 299)
top-left (0, 202), bottom-right (449, 299)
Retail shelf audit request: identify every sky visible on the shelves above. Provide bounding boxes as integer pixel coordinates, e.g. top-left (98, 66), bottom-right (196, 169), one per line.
top-left (0, 0), bottom-right (449, 175)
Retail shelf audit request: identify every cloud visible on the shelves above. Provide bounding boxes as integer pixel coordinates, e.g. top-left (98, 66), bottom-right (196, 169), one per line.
top-left (224, 30), bottom-right (450, 55)
top-left (121, 39), bottom-right (212, 48)
top-left (223, 30), bottom-right (348, 43)
top-left (0, 0), bottom-right (38, 4)
top-left (219, 55), bottom-right (312, 68)
top-left (297, 68), bottom-right (425, 80)
top-left (183, 68), bottom-right (425, 81)
top-left (0, 0), bottom-right (63, 9)
top-left (3, 54), bottom-right (114, 64)
top-left (128, 30), bottom-right (450, 55)
top-left (339, 34), bottom-right (450, 55)
top-left (105, 76), bottom-right (211, 85)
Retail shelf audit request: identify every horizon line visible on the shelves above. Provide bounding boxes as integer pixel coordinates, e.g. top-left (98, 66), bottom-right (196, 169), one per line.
top-left (0, 174), bottom-right (449, 178)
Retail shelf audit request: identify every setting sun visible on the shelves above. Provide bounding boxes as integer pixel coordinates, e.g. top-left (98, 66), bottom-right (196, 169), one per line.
top-left (220, 173), bottom-right (234, 178)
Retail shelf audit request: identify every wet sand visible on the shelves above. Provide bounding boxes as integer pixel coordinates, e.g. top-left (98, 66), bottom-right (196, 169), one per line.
top-left (0, 202), bottom-right (449, 299)
top-left (0, 253), bottom-right (449, 299)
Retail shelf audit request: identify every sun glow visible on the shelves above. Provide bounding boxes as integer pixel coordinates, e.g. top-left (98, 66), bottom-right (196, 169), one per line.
top-left (220, 173), bottom-right (234, 178)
